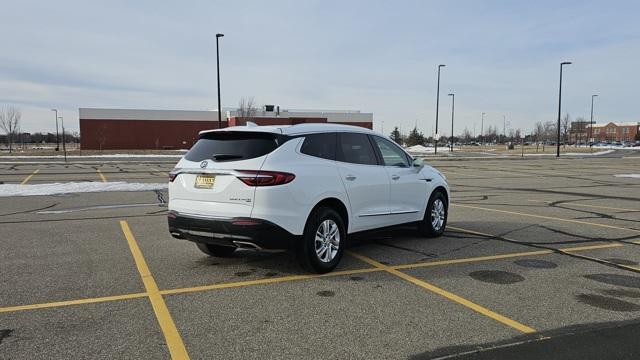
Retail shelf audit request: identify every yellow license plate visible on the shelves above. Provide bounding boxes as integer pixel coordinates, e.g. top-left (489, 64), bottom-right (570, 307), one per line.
top-left (194, 175), bottom-right (215, 189)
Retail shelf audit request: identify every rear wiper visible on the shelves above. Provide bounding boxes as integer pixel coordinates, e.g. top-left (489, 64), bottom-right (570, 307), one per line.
top-left (211, 154), bottom-right (244, 161)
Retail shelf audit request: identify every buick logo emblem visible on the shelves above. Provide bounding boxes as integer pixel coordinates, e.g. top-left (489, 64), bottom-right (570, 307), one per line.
top-left (200, 161), bottom-right (208, 169)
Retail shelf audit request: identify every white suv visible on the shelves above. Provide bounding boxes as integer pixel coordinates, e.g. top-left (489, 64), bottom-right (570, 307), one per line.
top-left (168, 123), bottom-right (449, 273)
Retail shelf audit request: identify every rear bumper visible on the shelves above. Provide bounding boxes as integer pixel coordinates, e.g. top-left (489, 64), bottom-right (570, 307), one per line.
top-left (167, 211), bottom-right (298, 250)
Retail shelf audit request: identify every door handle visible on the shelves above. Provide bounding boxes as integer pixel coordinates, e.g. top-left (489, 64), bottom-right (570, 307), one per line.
top-left (391, 175), bottom-right (400, 180)
top-left (345, 175), bottom-right (357, 181)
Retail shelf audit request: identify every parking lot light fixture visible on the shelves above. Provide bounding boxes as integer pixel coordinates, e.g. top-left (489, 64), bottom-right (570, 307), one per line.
top-left (216, 33), bottom-right (224, 129)
top-left (51, 109), bottom-right (59, 151)
top-left (557, 61), bottom-right (572, 157)
top-left (59, 116), bottom-right (67, 162)
top-left (448, 93), bottom-right (454, 152)
top-left (590, 94), bottom-right (598, 152)
top-left (434, 64), bottom-right (446, 155)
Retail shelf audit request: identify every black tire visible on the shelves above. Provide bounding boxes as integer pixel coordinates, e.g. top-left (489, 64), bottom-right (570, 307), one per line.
top-left (418, 190), bottom-right (448, 237)
top-left (196, 243), bottom-right (237, 257)
top-left (297, 207), bottom-right (345, 274)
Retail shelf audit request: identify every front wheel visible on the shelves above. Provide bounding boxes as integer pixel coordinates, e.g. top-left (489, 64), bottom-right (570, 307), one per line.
top-left (298, 207), bottom-right (345, 274)
top-left (418, 191), bottom-right (448, 237)
top-left (196, 243), bottom-right (236, 257)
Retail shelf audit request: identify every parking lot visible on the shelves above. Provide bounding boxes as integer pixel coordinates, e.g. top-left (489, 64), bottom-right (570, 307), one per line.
top-left (1, 154), bottom-right (640, 359)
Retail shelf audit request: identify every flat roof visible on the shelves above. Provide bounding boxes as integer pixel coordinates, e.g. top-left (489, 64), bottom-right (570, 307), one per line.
top-left (79, 108), bottom-right (373, 123)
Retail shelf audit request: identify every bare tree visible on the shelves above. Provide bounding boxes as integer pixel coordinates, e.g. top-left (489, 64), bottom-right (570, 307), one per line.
top-left (237, 97), bottom-right (258, 125)
top-left (0, 106), bottom-right (21, 153)
top-left (561, 113), bottom-right (570, 147)
top-left (534, 121), bottom-right (544, 152)
top-left (462, 127), bottom-right (472, 143)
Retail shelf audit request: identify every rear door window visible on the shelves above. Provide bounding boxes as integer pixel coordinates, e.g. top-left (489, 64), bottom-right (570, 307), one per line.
top-left (336, 132), bottom-right (378, 165)
top-left (300, 133), bottom-right (337, 160)
top-left (185, 132), bottom-right (283, 162)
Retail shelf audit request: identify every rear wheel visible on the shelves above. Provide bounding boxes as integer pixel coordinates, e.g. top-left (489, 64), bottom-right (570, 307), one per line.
top-left (418, 191), bottom-right (448, 237)
top-left (196, 243), bottom-right (236, 257)
top-left (298, 207), bottom-right (345, 274)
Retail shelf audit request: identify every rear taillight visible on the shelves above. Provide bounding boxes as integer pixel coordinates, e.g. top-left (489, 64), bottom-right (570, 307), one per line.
top-left (169, 170), bottom-right (179, 182)
top-left (236, 170), bottom-right (295, 186)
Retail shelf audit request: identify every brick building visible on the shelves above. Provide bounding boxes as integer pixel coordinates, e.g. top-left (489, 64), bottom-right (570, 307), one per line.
top-left (586, 122), bottom-right (639, 142)
top-left (79, 107), bottom-right (373, 150)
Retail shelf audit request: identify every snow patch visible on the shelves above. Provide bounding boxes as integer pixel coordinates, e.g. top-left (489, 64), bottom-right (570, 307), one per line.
top-left (405, 145), bottom-right (435, 153)
top-left (614, 174), bottom-right (640, 179)
top-left (0, 182), bottom-right (168, 197)
top-left (564, 150), bottom-right (614, 156)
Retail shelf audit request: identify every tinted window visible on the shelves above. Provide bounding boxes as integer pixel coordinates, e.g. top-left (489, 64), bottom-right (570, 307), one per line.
top-left (300, 133), bottom-right (336, 160)
top-left (372, 136), bottom-right (410, 167)
top-left (336, 133), bottom-right (378, 165)
top-left (185, 132), bottom-right (281, 162)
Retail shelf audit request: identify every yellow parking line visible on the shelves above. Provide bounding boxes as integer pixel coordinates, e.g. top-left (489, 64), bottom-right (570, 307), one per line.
top-left (120, 221), bottom-right (190, 360)
top-left (96, 168), bottom-right (107, 182)
top-left (0, 292), bottom-right (148, 314)
top-left (568, 203), bottom-right (640, 213)
top-left (394, 250), bottom-right (553, 270)
top-left (449, 225), bottom-right (625, 251)
top-left (348, 251), bottom-right (536, 334)
top-left (453, 203), bottom-right (640, 234)
top-left (160, 267), bottom-right (380, 296)
top-left (528, 199), bottom-right (639, 213)
top-left (0, 238), bottom-right (633, 316)
top-left (442, 170), bottom-right (482, 178)
top-left (151, 168), bottom-right (169, 176)
top-left (20, 169), bottom-right (39, 185)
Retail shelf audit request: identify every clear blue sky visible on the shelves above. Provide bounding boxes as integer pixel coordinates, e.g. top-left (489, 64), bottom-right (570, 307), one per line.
top-left (1, 0), bottom-right (638, 136)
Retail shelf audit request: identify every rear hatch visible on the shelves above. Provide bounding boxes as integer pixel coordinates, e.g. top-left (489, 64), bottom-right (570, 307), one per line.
top-left (169, 131), bottom-right (287, 219)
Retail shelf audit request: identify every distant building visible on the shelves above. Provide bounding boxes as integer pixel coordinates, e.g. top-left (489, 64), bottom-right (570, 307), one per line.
top-left (568, 120), bottom-right (589, 144)
top-left (585, 122), bottom-right (639, 142)
top-left (79, 107), bottom-right (373, 150)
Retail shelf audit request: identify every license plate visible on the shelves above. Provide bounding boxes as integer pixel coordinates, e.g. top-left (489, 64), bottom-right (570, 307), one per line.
top-left (194, 175), bottom-right (215, 189)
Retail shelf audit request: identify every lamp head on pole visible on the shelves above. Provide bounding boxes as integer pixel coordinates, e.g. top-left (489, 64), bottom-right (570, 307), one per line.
top-left (216, 33), bottom-right (224, 38)
top-left (561, 61), bottom-right (572, 66)
top-left (438, 64), bottom-right (446, 69)
top-left (592, 94), bottom-right (598, 98)
top-left (447, 93), bottom-right (454, 97)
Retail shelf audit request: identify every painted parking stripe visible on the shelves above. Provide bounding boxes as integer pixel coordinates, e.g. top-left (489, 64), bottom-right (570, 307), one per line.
top-left (120, 221), bottom-right (190, 360)
top-left (0, 240), bottom-right (629, 315)
top-left (0, 292), bottom-right (148, 313)
top-left (453, 203), bottom-right (640, 235)
top-left (20, 169), bottom-right (39, 185)
top-left (528, 199), bottom-right (640, 213)
top-left (97, 168), bottom-right (107, 182)
top-left (348, 251), bottom-right (536, 334)
top-left (160, 267), bottom-right (380, 296)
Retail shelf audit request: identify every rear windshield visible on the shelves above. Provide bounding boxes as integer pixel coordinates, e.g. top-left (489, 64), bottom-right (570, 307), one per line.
top-left (185, 132), bottom-right (284, 162)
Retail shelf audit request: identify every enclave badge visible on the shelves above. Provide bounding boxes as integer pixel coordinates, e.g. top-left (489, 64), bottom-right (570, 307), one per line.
top-left (200, 161), bottom-right (208, 169)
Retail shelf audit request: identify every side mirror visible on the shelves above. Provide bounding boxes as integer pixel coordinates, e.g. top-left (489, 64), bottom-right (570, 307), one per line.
top-left (412, 158), bottom-right (424, 170)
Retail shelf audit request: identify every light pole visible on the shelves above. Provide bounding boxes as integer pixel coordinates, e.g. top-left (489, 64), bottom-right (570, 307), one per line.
top-left (434, 64), bottom-right (445, 155)
top-left (556, 61), bottom-right (572, 157)
top-left (51, 109), bottom-right (59, 151)
top-left (58, 116), bottom-right (67, 162)
top-left (503, 115), bottom-right (506, 143)
top-left (448, 93), bottom-right (454, 152)
top-left (481, 112), bottom-right (485, 146)
top-left (590, 94), bottom-right (598, 152)
top-left (216, 33), bottom-right (224, 129)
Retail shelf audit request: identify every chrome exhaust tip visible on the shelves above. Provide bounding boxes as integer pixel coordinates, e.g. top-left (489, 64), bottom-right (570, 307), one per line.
top-left (232, 241), bottom-right (262, 250)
